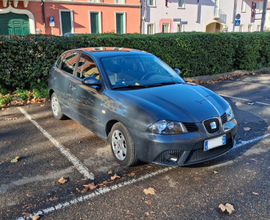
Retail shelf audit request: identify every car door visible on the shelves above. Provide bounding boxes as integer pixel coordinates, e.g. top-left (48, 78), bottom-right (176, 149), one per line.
top-left (53, 51), bottom-right (80, 117)
top-left (70, 53), bottom-right (104, 136)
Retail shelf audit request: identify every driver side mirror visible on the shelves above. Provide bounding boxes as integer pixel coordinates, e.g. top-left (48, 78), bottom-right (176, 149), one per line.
top-left (174, 68), bottom-right (181, 75)
top-left (82, 76), bottom-right (101, 87)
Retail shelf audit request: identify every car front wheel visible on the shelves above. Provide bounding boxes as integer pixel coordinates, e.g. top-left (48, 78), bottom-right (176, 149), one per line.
top-left (110, 122), bottom-right (138, 167)
top-left (51, 93), bottom-right (67, 120)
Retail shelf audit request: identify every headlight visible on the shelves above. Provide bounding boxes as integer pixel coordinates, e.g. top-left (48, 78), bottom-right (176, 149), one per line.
top-left (225, 106), bottom-right (234, 121)
top-left (147, 120), bottom-right (187, 134)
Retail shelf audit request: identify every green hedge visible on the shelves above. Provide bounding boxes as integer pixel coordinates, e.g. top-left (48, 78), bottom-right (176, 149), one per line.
top-left (1, 32), bottom-right (270, 90)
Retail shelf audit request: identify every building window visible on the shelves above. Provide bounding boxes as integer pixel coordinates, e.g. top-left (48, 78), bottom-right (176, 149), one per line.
top-left (257, 25), bottom-right (261, 31)
top-left (115, 13), bottom-right (125, 34)
top-left (177, 24), bottom-right (183, 32)
top-left (115, 0), bottom-right (125, 4)
top-left (241, 0), bottom-right (246, 12)
top-left (147, 24), bottom-right (154, 34)
top-left (162, 23), bottom-right (170, 33)
top-left (214, 0), bottom-right (220, 18)
top-left (248, 24), bottom-right (252, 32)
top-left (258, 1), bottom-right (263, 13)
top-left (178, 0), bottom-right (185, 8)
top-left (147, 0), bottom-right (155, 7)
top-left (239, 24), bottom-right (244, 32)
top-left (89, 11), bottom-right (101, 34)
top-left (59, 10), bottom-right (73, 36)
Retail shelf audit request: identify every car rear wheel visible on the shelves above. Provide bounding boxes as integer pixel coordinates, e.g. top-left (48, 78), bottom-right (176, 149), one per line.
top-left (51, 93), bottom-right (67, 120)
top-left (110, 122), bottom-right (138, 167)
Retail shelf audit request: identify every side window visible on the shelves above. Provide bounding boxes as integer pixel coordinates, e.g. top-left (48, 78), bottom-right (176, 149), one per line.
top-left (55, 54), bottom-right (64, 68)
top-left (60, 52), bottom-right (79, 75)
top-left (77, 54), bottom-right (100, 80)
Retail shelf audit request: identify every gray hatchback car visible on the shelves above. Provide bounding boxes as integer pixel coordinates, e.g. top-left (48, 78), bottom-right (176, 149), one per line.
top-left (48, 47), bottom-right (238, 167)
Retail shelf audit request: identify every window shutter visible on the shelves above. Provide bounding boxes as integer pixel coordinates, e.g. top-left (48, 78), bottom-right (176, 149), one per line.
top-left (91, 12), bottom-right (99, 34)
top-left (61, 11), bottom-right (72, 35)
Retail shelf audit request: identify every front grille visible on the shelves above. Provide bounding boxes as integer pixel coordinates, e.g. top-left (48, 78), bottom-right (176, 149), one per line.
top-left (183, 122), bottom-right (198, 132)
top-left (154, 150), bottom-right (184, 164)
top-left (184, 137), bottom-right (233, 164)
top-left (221, 112), bottom-right (227, 125)
top-left (203, 118), bottom-right (220, 134)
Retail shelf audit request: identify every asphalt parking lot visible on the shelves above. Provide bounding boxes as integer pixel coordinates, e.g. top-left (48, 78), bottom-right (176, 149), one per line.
top-left (1, 73), bottom-right (270, 220)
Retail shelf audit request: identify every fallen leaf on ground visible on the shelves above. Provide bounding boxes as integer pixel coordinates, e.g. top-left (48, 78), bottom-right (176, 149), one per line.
top-left (98, 181), bottom-right (109, 188)
top-left (22, 212), bottom-right (30, 218)
top-left (213, 171), bottom-right (219, 174)
top-left (243, 127), bottom-right (252, 131)
top-left (252, 192), bottom-right (259, 196)
top-left (83, 183), bottom-right (97, 191)
top-left (219, 203), bottom-right (235, 215)
top-left (10, 156), bottom-right (20, 163)
top-left (145, 200), bottom-right (152, 205)
top-left (40, 104), bottom-right (45, 107)
top-left (194, 177), bottom-right (201, 181)
top-left (111, 174), bottom-right (120, 181)
top-left (4, 141), bottom-right (11, 144)
top-left (108, 170), bottom-right (112, 175)
top-left (245, 169), bottom-right (253, 173)
top-left (5, 117), bottom-right (17, 121)
top-left (32, 215), bottom-right (40, 220)
top-left (250, 158), bottom-right (257, 162)
top-left (58, 177), bottom-right (67, 184)
top-left (127, 173), bottom-right (135, 177)
top-left (143, 187), bottom-right (156, 195)
top-left (145, 212), bottom-right (149, 216)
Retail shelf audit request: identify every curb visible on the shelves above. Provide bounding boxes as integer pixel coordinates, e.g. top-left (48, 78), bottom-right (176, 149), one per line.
top-left (183, 67), bottom-right (270, 83)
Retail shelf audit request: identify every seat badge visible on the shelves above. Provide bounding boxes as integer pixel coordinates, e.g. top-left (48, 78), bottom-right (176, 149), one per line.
top-left (210, 122), bottom-right (217, 130)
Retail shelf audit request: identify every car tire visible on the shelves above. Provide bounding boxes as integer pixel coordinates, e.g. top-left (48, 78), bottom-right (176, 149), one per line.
top-left (110, 122), bottom-right (138, 167)
top-left (51, 93), bottom-right (67, 120)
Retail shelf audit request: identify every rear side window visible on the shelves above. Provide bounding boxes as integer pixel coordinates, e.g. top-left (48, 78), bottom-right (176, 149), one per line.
top-left (60, 52), bottom-right (80, 75)
top-left (55, 54), bottom-right (64, 68)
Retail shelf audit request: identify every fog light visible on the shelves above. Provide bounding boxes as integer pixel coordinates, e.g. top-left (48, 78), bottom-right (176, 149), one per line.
top-left (168, 156), bottom-right (178, 163)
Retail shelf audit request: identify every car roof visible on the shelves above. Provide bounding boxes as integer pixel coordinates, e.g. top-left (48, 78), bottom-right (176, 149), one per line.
top-left (65, 47), bottom-right (151, 58)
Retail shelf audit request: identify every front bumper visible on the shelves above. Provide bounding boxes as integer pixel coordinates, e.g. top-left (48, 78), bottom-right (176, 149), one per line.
top-left (129, 118), bottom-right (238, 166)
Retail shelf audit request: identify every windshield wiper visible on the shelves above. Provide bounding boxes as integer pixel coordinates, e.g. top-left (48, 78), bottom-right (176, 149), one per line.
top-left (145, 83), bottom-right (164, 88)
top-left (145, 81), bottom-right (181, 88)
top-left (112, 85), bottom-right (146, 90)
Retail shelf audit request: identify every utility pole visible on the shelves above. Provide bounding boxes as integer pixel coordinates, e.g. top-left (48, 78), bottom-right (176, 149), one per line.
top-left (232, 0), bottom-right (237, 32)
top-left (260, 0), bottom-right (267, 32)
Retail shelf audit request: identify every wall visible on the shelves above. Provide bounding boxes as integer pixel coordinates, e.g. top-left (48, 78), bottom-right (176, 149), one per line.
top-left (0, 0), bottom-right (140, 35)
top-left (142, 0), bottom-right (265, 34)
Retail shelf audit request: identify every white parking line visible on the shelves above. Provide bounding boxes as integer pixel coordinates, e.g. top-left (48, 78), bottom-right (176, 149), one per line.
top-left (16, 133), bottom-right (270, 220)
top-left (18, 107), bottom-right (94, 180)
top-left (220, 94), bottom-right (270, 107)
top-left (219, 94), bottom-right (251, 102)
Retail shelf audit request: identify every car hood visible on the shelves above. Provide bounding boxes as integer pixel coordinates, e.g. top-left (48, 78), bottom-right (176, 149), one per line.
top-left (114, 83), bottom-right (229, 123)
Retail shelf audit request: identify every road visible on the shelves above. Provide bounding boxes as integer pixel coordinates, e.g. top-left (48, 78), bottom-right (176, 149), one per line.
top-left (0, 73), bottom-right (270, 220)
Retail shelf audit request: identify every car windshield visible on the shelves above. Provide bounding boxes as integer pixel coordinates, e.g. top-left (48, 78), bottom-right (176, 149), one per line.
top-left (100, 55), bottom-right (184, 89)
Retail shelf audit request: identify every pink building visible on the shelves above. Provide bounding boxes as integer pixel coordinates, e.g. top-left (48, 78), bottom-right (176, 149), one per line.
top-left (0, 0), bottom-right (141, 36)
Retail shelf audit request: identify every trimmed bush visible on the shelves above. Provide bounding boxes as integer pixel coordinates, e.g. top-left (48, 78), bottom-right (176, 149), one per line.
top-left (0, 32), bottom-right (270, 91)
